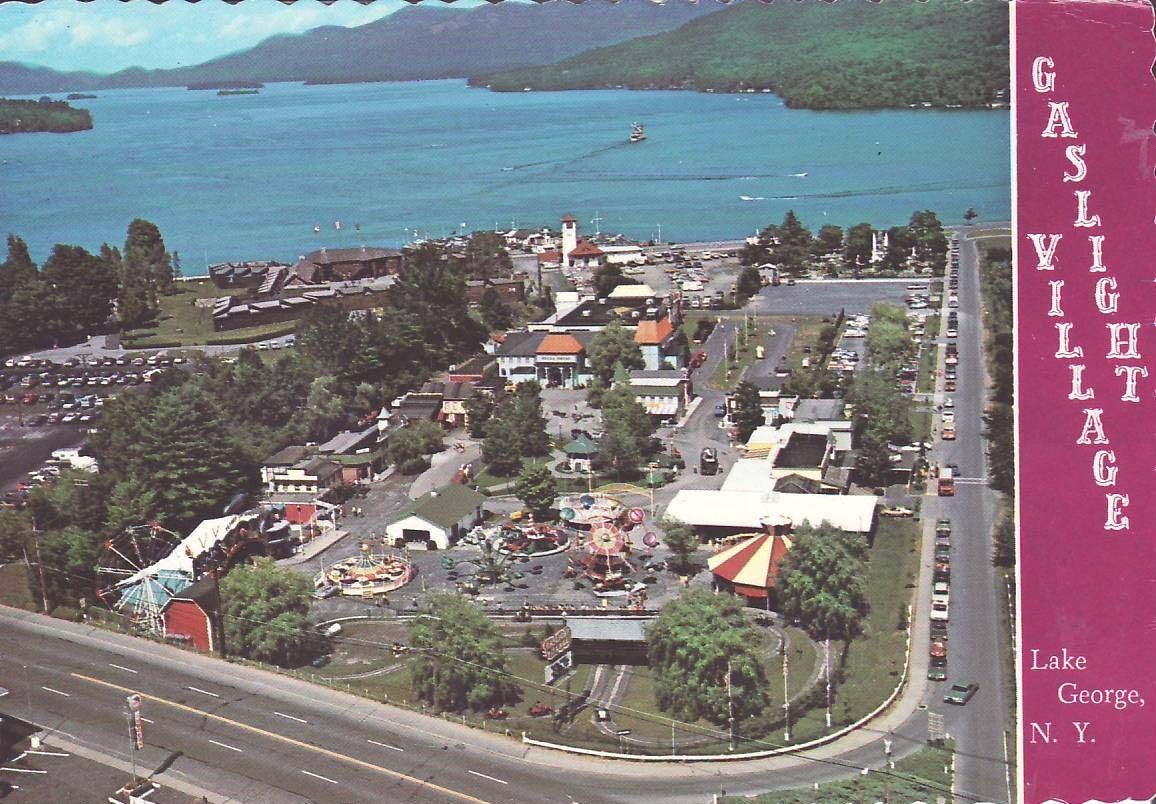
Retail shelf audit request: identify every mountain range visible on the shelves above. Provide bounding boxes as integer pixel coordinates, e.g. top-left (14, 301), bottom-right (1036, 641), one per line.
top-left (475, 0), bottom-right (1010, 110)
top-left (0, 1), bottom-right (717, 94)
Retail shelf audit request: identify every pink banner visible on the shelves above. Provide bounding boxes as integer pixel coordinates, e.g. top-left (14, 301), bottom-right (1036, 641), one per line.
top-left (1016, 1), bottom-right (1156, 801)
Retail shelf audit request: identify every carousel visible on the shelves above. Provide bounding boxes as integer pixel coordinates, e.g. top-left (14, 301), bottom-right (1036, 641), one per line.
top-left (571, 518), bottom-right (637, 595)
top-left (318, 543), bottom-right (413, 598)
top-left (498, 521), bottom-right (571, 557)
top-left (556, 493), bottom-right (625, 530)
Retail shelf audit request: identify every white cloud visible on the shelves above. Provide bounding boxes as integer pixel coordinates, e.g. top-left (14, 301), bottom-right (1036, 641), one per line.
top-left (0, 8), bottom-right (150, 61)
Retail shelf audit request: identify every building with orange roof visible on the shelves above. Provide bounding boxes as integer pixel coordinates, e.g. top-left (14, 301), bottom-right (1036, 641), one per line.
top-left (633, 315), bottom-right (683, 370)
top-left (535, 332), bottom-right (590, 388)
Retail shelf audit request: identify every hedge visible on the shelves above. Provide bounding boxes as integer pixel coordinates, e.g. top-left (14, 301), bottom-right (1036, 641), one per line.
top-left (204, 323), bottom-right (298, 346)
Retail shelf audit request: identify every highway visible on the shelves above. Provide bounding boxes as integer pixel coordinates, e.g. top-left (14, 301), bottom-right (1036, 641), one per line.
top-left (926, 234), bottom-right (1013, 803)
top-left (1, 606), bottom-right (955, 804)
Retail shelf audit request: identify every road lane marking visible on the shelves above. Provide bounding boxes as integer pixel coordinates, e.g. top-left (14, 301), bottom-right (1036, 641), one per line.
top-left (70, 673), bottom-right (491, 804)
top-left (1, 767), bottom-right (48, 774)
top-left (41, 686), bottom-right (70, 697)
top-left (25, 751), bottom-right (68, 757)
top-left (367, 739), bottom-right (404, 752)
top-left (467, 770), bottom-right (508, 785)
top-left (302, 770), bottom-right (338, 784)
top-left (274, 711), bottom-right (307, 724)
top-left (108, 663), bottom-right (138, 674)
top-left (185, 686), bottom-right (220, 698)
top-left (209, 739), bottom-right (243, 753)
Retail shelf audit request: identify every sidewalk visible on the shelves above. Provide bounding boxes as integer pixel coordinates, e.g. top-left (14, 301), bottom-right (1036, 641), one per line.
top-left (276, 527), bottom-right (348, 567)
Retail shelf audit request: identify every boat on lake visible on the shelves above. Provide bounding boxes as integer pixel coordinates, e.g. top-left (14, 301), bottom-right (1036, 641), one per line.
top-left (629, 122), bottom-right (646, 143)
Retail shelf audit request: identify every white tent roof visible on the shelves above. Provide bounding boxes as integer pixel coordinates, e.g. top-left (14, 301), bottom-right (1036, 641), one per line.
top-left (664, 490), bottom-right (877, 533)
top-left (123, 515), bottom-right (241, 587)
top-left (609, 283), bottom-right (655, 299)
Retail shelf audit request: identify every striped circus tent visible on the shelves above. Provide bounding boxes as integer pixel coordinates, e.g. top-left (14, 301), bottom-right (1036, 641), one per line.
top-left (707, 532), bottom-right (793, 599)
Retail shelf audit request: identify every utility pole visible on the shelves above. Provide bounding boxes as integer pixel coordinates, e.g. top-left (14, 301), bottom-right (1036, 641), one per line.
top-left (30, 516), bottom-right (49, 613)
top-left (782, 649), bottom-right (791, 742)
top-left (725, 661), bottom-right (735, 750)
top-left (825, 631), bottom-right (832, 728)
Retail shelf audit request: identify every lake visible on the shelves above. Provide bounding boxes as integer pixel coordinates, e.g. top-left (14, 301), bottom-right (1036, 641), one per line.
top-left (0, 80), bottom-right (1009, 268)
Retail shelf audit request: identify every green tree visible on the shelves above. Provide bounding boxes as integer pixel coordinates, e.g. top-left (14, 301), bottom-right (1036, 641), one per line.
top-left (815, 224), bottom-right (844, 254)
top-left (659, 517), bottom-right (699, 574)
top-left (91, 381), bottom-right (253, 531)
top-left (41, 244), bottom-right (117, 339)
top-left (844, 222), bottom-right (874, 271)
top-left (596, 373), bottom-right (654, 474)
top-left (865, 302), bottom-right (915, 371)
top-left (593, 261), bottom-right (627, 298)
top-left (481, 414), bottom-right (522, 476)
top-left (587, 320), bottom-right (644, 387)
top-left (735, 265), bottom-right (761, 302)
top-left (104, 478), bottom-right (159, 535)
top-left (37, 526), bottom-right (102, 610)
top-left (730, 380), bottom-right (766, 443)
top-left (0, 234), bottom-right (38, 300)
top-left (462, 231), bottom-right (512, 281)
top-left (465, 393), bottom-right (494, 438)
top-left (479, 286), bottom-right (515, 331)
top-left (776, 522), bottom-right (868, 640)
top-left (0, 509), bottom-right (31, 561)
top-left (646, 589), bottom-right (770, 726)
top-left (304, 375), bottom-right (346, 441)
top-left (847, 369), bottom-right (912, 448)
top-left (220, 557), bottom-right (320, 666)
top-left (509, 381), bottom-right (550, 458)
top-left (883, 226), bottom-right (915, 271)
top-left (771, 209), bottom-right (812, 276)
top-left (389, 421), bottom-right (444, 475)
top-left (409, 593), bottom-right (520, 711)
top-left (514, 462), bottom-right (557, 521)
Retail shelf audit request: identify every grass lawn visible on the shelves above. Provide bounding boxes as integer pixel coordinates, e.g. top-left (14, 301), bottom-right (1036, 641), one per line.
top-left (910, 409), bottom-right (932, 443)
top-left (708, 315), bottom-right (827, 392)
top-left (0, 562), bottom-right (35, 610)
top-left (722, 741), bottom-right (954, 803)
top-left (830, 518), bottom-right (920, 728)
top-left (122, 280), bottom-right (297, 347)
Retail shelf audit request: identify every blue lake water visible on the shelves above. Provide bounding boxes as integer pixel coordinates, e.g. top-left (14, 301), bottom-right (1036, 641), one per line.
top-left (0, 80), bottom-right (1009, 268)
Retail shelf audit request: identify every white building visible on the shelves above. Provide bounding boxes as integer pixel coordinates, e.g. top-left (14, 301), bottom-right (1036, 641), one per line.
top-left (664, 489), bottom-right (878, 536)
top-left (384, 485), bottom-right (487, 550)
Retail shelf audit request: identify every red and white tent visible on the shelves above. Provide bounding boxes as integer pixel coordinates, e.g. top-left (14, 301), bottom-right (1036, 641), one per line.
top-left (707, 532), bottom-right (793, 599)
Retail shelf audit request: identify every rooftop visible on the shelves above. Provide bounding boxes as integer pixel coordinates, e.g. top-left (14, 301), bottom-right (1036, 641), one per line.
top-left (565, 616), bottom-right (651, 643)
top-left (634, 318), bottom-right (675, 345)
top-left (537, 333), bottom-right (585, 355)
top-left (392, 485), bottom-right (487, 530)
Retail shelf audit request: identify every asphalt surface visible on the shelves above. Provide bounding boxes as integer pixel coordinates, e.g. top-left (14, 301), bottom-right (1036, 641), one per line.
top-left (926, 235), bottom-right (1012, 803)
top-left (0, 606), bottom-right (956, 804)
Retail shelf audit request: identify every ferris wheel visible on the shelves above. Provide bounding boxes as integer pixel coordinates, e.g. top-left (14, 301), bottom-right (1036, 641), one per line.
top-left (95, 522), bottom-right (188, 635)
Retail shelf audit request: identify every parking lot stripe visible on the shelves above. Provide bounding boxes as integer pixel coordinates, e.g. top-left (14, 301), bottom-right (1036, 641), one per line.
top-left (1, 768), bottom-right (48, 774)
top-left (108, 663), bottom-right (138, 674)
top-left (367, 739), bottom-right (404, 752)
top-left (274, 711), bottom-right (307, 724)
top-left (185, 686), bottom-right (220, 698)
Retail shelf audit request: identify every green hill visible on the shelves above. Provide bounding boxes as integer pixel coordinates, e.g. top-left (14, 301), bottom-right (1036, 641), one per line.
top-left (473, 0), bottom-right (1009, 110)
top-left (0, 97), bottom-right (92, 134)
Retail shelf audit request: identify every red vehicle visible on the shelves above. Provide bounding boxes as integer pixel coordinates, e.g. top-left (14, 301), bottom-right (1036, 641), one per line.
top-left (690, 351), bottom-right (707, 369)
top-left (937, 466), bottom-right (956, 497)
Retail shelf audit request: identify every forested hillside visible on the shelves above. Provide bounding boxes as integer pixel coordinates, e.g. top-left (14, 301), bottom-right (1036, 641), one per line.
top-left (0, 98), bottom-right (91, 134)
top-left (475, 0), bottom-right (1009, 110)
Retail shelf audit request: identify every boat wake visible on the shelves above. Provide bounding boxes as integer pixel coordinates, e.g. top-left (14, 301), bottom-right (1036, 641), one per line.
top-left (738, 195), bottom-right (766, 201)
top-left (791, 172), bottom-right (809, 178)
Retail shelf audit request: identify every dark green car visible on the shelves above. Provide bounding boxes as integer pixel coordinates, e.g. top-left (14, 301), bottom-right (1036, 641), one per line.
top-left (944, 682), bottom-right (979, 705)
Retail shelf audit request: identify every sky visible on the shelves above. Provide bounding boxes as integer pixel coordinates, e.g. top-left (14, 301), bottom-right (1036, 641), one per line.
top-left (0, 0), bottom-right (487, 74)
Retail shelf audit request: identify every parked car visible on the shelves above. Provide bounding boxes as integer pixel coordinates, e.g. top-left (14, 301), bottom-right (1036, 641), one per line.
top-left (944, 682), bottom-right (979, 705)
top-left (880, 506), bottom-right (914, 518)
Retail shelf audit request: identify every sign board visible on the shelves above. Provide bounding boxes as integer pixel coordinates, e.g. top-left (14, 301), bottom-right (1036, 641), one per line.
top-left (126, 694), bottom-right (144, 750)
top-left (927, 711), bottom-right (945, 744)
top-left (544, 652), bottom-right (572, 685)
top-left (539, 625), bottom-right (572, 662)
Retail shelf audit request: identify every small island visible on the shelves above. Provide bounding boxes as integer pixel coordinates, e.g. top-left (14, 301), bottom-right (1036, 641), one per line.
top-left (217, 88), bottom-right (260, 96)
top-left (66, 93), bottom-right (98, 100)
top-left (0, 97), bottom-right (92, 135)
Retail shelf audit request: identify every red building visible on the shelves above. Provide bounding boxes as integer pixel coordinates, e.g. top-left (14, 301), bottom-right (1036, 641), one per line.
top-left (162, 577), bottom-right (219, 653)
